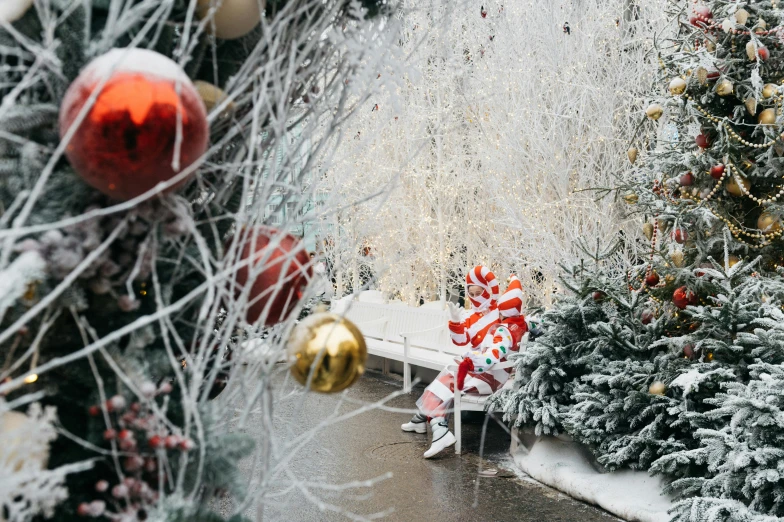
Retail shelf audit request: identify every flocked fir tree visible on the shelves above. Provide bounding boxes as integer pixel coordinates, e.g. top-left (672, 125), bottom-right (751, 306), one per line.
top-left (494, 0), bottom-right (784, 520)
top-left (0, 0), bottom-right (400, 520)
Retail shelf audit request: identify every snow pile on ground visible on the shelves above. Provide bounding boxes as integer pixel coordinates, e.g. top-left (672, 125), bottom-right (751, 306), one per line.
top-left (512, 433), bottom-right (674, 522)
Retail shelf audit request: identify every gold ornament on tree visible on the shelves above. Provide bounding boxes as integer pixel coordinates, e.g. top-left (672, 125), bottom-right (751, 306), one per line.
top-left (762, 83), bottom-right (778, 99)
top-left (745, 97), bottom-right (758, 116)
top-left (734, 8), bottom-right (749, 25)
top-left (643, 223), bottom-right (654, 240)
top-left (646, 104), bottom-right (663, 120)
top-left (197, 0), bottom-right (265, 39)
top-left (726, 176), bottom-right (751, 196)
top-left (759, 108), bottom-right (777, 125)
top-left (669, 77), bottom-right (687, 95)
top-left (623, 193), bottom-right (639, 204)
top-left (716, 79), bottom-right (734, 96)
top-left (649, 382), bottom-right (666, 395)
top-left (670, 250), bottom-right (685, 267)
top-left (727, 255), bottom-right (741, 268)
top-left (288, 313), bottom-right (368, 394)
top-left (627, 147), bottom-right (638, 164)
top-left (194, 80), bottom-right (235, 119)
top-left (758, 212), bottom-right (782, 233)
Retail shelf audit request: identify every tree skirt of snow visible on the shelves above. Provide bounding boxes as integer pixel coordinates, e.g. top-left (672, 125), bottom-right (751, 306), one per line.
top-left (512, 432), bottom-right (674, 522)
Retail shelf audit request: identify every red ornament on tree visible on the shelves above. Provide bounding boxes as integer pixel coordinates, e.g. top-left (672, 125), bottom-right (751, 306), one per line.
top-left (673, 286), bottom-right (697, 309)
top-left (672, 229), bottom-right (688, 244)
top-left (645, 271), bottom-right (660, 286)
top-left (641, 310), bottom-right (654, 324)
top-left (683, 344), bottom-right (695, 359)
top-left (228, 226), bottom-right (311, 326)
top-left (59, 48), bottom-right (209, 200)
top-left (689, 4), bottom-right (712, 26)
top-left (695, 133), bottom-right (710, 149)
top-left (710, 164), bottom-right (725, 179)
top-left (592, 290), bottom-right (606, 302)
top-left (680, 172), bottom-right (694, 186)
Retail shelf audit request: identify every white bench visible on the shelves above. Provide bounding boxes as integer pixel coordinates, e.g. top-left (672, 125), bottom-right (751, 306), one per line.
top-left (332, 295), bottom-right (519, 454)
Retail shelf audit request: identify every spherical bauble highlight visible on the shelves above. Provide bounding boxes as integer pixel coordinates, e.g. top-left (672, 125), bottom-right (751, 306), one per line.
top-left (287, 313), bottom-right (368, 394)
top-left (759, 108), bottom-right (777, 125)
top-left (197, 0), bottom-right (265, 39)
top-left (646, 103), bottom-right (664, 120)
top-left (726, 176), bottom-right (750, 197)
top-left (669, 77), bottom-right (687, 95)
top-left (59, 49), bottom-right (208, 200)
top-left (758, 212), bottom-right (782, 233)
top-left (228, 226), bottom-right (311, 326)
top-left (649, 381), bottom-right (666, 395)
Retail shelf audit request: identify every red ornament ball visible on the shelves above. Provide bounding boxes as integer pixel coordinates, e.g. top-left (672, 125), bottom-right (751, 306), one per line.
top-left (683, 344), bottom-right (695, 359)
top-left (228, 227), bottom-right (311, 326)
top-left (673, 286), bottom-right (697, 309)
top-left (645, 271), bottom-right (660, 286)
top-left (592, 290), bottom-right (606, 302)
top-left (759, 46), bottom-right (770, 61)
top-left (672, 229), bottom-right (688, 244)
top-left (641, 310), bottom-right (654, 325)
top-left (59, 48), bottom-right (209, 200)
top-left (710, 164), bottom-right (725, 179)
top-left (680, 172), bottom-right (694, 186)
top-left (695, 133), bottom-right (710, 149)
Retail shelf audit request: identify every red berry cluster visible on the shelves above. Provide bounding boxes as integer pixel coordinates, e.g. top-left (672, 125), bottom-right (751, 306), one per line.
top-left (80, 382), bottom-right (195, 518)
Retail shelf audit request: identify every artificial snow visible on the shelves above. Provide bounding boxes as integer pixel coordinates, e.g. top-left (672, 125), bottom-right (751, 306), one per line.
top-left (670, 369), bottom-right (704, 398)
top-left (512, 432), bottom-right (674, 522)
top-left (80, 48), bottom-right (192, 86)
top-left (0, 251), bottom-right (46, 316)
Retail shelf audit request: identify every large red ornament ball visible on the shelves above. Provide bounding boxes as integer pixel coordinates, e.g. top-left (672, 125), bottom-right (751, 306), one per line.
top-left (228, 227), bottom-right (311, 326)
top-left (59, 48), bottom-right (209, 200)
top-left (672, 229), bottom-right (688, 244)
top-left (710, 164), bottom-right (725, 179)
top-left (645, 271), bottom-right (660, 287)
top-left (695, 133), bottom-right (710, 149)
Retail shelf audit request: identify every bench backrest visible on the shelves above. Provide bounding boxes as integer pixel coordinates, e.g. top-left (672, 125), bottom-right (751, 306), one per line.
top-left (333, 300), bottom-right (460, 355)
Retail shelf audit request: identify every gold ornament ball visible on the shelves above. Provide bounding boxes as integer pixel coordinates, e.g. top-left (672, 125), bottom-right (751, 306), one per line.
top-left (627, 147), bottom-right (638, 164)
top-left (735, 8), bottom-right (749, 25)
top-left (287, 312), bottom-right (367, 394)
top-left (1, 410), bottom-right (50, 472)
top-left (716, 79), bottom-right (734, 96)
top-left (758, 212), bottom-right (782, 233)
top-left (669, 77), bottom-right (687, 95)
top-left (746, 41), bottom-right (758, 61)
top-left (194, 80), bottom-right (235, 119)
top-left (670, 250), bottom-right (685, 268)
top-left (759, 108), bottom-right (777, 125)
top-left (197, 0), bottom-right (265, 39)
top-left (726, 176), bottom-right (751, 197)
top-left (623, 193), bottom-right (639, 204)
top-left (643, 223), bottom-right (654, 240)
top-left (646, 104), bottom-right (664, 120)
top-left (728, 255), bottom-right (741, 268)
top-left (763, 83), bottom-right (778, 99)
top-left (0, 0), bottom-right (33, 23)
top-left (649, 381), bottom-right (666, 395)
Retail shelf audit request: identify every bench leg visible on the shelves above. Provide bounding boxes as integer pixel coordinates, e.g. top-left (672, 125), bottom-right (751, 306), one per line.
top-left (510, 425), bottom-right (519, 453)
top-left (454, 392), bottom-right (462, 454)
top-left (381, 358), bottom-right (390, 376)
top-left (403, 362), bottom-right (411, 393)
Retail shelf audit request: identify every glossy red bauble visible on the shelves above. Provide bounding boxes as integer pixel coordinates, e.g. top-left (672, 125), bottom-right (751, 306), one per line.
top-left (673, 286), bottom-right (693, 309)
top-left (759, 47), bottom-right (770, 61)
top-left (695, 133), bottom-right (710, 149)
top-left (683, 344), bottom-right (695, 359)
top-left (672, 229), bottom-right (688, 244)
top-left (59, 48), bottom-right (208, 200)
top-left (710, 164), bottom-right (725, 179)
top-left (645, 271), bottom-right (660, 286)
top-left (592, 291), bottom-right (606, 302)
top-left (680, 172), bottom-right (694, 186)
top-left (228, 227), bottom-right (311, 326)
top-left (641, 310), bottom-right (654, 325)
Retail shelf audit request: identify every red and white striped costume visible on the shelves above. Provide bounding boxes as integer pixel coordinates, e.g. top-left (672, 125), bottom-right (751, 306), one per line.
top-left (418, 268), bottom-right (525, 419)
top-left (448, 266), bottom-right (500, 348)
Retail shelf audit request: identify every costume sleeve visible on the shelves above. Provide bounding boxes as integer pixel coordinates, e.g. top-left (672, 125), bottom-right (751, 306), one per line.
top-left (449, 317), bottom-right (470, 346)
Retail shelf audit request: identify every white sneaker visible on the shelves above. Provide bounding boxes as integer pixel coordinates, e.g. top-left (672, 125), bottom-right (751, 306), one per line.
top-left (401, 413), bottom-right (427, 434)
top-left (424, 418), bottom-right (456, 458)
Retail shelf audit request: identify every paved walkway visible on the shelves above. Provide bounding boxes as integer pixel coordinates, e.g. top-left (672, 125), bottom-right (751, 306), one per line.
top-left (228, 369), bottom-right (619, 522)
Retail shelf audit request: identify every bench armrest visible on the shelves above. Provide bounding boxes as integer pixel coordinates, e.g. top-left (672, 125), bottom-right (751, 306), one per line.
top-left (446, 359), bottom-right (515, 372)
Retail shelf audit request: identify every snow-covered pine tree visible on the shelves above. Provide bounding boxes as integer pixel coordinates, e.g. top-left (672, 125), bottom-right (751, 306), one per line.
top-left (0, 0), bottom-right (398, 520)
top-left (496, 0), bottom-right (784, 519)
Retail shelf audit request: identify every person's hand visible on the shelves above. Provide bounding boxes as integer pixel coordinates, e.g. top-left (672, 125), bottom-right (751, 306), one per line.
top-left (447, 302), bottom-right (462, 323)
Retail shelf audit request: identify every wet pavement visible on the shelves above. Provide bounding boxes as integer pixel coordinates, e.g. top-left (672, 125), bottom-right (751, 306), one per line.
top-left (227, 368), bottom-right (620, 522)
